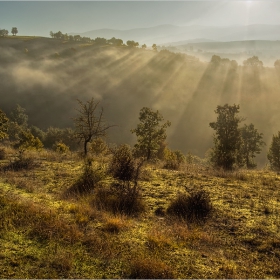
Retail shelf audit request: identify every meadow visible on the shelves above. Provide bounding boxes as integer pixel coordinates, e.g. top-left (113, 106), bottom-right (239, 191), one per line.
top-left (0, 145), bottom-right (280, 278)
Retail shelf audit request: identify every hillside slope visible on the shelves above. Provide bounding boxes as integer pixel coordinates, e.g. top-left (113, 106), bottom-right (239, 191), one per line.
top-left (1, 37), bottom-right (280, 165)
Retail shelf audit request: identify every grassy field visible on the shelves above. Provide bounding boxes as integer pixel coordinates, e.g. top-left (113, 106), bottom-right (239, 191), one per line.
top-left (0, 145), bottom-right (280, 278)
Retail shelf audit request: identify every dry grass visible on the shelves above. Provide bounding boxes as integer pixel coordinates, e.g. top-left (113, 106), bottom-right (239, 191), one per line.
top-left (1, 148), bottom-right (280, 278)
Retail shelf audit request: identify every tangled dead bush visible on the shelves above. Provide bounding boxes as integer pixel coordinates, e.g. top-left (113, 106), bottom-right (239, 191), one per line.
top-left (167, 189), bottom-right (212, 223)
top-left (65, 158), bottom-right (106, 196)
top-left (95, 144), bottom-right (145, 215)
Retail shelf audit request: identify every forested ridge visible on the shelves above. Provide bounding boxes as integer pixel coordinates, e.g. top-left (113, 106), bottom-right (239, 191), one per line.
top-left (1, 35), bottom-right (280, 165)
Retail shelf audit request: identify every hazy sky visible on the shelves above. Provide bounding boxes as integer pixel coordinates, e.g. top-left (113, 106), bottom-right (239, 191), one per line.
top-left (1, 1), bottom-right (280, 36)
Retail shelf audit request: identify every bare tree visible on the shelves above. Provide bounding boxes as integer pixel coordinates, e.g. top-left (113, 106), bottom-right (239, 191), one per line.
top-left (73, 98), bottom-right (113, 157)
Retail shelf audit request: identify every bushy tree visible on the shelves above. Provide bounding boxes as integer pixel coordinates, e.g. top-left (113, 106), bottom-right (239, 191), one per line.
top-left (11, 27), bottom-right (18, 36)
top-left (126, 40), bottom-right (139, 47)
top-left (0, 109), bottom-right (9, 140)
top-left (210, 104), bottom-right (243, 170)
top-left (14, 130), bottom-right (43, 151)
top-left (131, 107), bottom-right (171, 160)
top-left (152, 44), bottom-right (157, 51)
top-left (243, 56), bottom-right (263, 67)
top-left (267, 132), bottom-right (280, 171)
top-left (239, 123), bottom-right (265, 168)
top-left (0, 29), bottom-right (8, 37)
top-left (10, 104), bottom-right (28, 127)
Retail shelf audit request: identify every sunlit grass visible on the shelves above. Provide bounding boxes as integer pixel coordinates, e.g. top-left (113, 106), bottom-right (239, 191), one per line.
top-left (0, 147), bottom-right (280, 278)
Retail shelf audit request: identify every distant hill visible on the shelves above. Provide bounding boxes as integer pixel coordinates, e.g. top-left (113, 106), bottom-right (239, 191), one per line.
top-left (1, 36), bottom-right (280, 166)
top-left (71, 24), bottom-right (280, 45)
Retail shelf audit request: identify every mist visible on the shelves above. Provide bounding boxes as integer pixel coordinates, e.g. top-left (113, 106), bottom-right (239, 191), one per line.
top-left (1, 37), bottom-right (280, 166)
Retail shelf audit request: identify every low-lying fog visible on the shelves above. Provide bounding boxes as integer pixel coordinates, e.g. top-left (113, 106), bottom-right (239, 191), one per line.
top-left (1, 37), bottom-right (280, 166)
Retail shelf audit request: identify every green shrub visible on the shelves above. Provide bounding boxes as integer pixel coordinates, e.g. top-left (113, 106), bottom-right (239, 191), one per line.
top-left (163, 148), bottom-right (185, 170)
top-left (53, 141), bottom-right (70, 154)
top-left (167, 189), bottom-right (212, 223)
top-left (90, 138), bottom-right (108, 155)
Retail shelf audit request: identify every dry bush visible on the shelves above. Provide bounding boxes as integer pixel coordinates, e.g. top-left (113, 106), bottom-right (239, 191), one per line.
top-left (65, 159), bottom-right (106, 196)
top-left (102, 216), bottom-right (128, 233)
top-left (2, 154), bottom-right (38, 171)
top-left (167, 189), bottom-right (212, 223)
top-left (128, 258), bottom-right (174, 279)
top-left (94, 186), bottom-right (145, 216)
top-left (0, 147), bottom-right (6, 160)
top-left (49, 249), bottom-right (73, 274)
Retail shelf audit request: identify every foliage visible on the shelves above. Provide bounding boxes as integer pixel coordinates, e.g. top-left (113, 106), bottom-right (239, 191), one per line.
top-left (126, 40), bottom-right (139, 47)
top-left (106, 144), bottom-right (145, 215)
top-left (131, 107), bottom-right (171, 160)
top-left (163, 148), bottom-right (186, 170)
top-left (167, 189), bottom-right (212, 223)
top-left (0, 29), bottom-right (8, 37)
top-left (152, 43), bottom-right (157, 51)
top-left (243, 56), bottom-right (263, 67)
top-left (0, 109), bottom-right (9, 140)
top-left (14, 130), bottom-right (43, 151)
top-left (53, 141), bottom-right (70, 154)
top-left (274, 59), bottom-right (280, 68)
top-left (239, 123), bottom-right (265, 168)
top-left (73, 98), bottom-right (113, 157)
top-left (11, 27), bottom-right (18, 36)
top-left (108, 37), bottom-right (123, 46)
top-left (67, 159), bottom-right (106, 195)
top-left (44, 127), bottom-right (77, 150)
top-left (209, 104), bottom-right (243, 170)
top-left (10, 104), bottom-right (28, 127)
top-left (90, 137), bottom-right (108, 155)
top-left (267, 131), bottom-right (280, 171)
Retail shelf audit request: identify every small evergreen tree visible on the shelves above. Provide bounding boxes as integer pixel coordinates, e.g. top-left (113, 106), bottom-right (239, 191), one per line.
top-left (239, 123), bottom-right (265, 168)
top-left (0, 109), bottom-right (9, 140)
top-left (131, 107), bottom-right (170, 160)
top-left (209, 104), bottom-right (243, 170)
top-left (267, 132), bottom-right (280, 171)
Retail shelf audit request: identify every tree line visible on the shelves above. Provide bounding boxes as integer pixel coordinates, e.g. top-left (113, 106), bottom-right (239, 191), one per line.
top-left (0, 27), bottom-right (18, 37)
top-left (49, 30), bottom-right (157, 50)
top-left (1, 99), bottom-right (280, 171)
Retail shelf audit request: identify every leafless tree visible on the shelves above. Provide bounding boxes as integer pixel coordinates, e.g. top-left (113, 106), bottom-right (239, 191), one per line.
top-left (73, 98), bottom-right (113, 157)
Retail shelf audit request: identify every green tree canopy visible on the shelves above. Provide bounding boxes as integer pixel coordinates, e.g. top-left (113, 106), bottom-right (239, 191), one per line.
top-left (0, 109), bottom-right (9, 140)
top-left (239, 123), bottom-right (265, 168)
top-left (209, 104), bottom-right (243, 170)
top-left (11, 27), bottom-right (18, 36)
top-left (267, 132), bottom-right (280, 171)
top-left (131, 107), bottom-right (171, 160)
top-left (243, 56), bottom-right (263, 67)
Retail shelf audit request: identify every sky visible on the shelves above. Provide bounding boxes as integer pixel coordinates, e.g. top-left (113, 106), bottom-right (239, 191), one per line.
top-left (1, 1), bottom-right (280, 37)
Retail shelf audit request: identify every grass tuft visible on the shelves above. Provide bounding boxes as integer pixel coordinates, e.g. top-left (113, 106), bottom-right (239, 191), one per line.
top-left (167, 189), bottom-right (212, 223)
top-left (128, 258), bottom-right (174, 279)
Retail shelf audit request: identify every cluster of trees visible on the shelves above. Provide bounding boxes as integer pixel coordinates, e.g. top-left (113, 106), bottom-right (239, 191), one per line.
top-left (209, 104), bottom-right (270, 170)
top-left (1, 100), bottom-right (280, 171)
top-left (49, 30), bottom-right (157, 50)
top-left (0, 27), bottom-right (18, 37)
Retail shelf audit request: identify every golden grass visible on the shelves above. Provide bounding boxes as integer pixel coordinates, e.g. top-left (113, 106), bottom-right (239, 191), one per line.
top-left (1, 149), bottom-right (280, 278)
